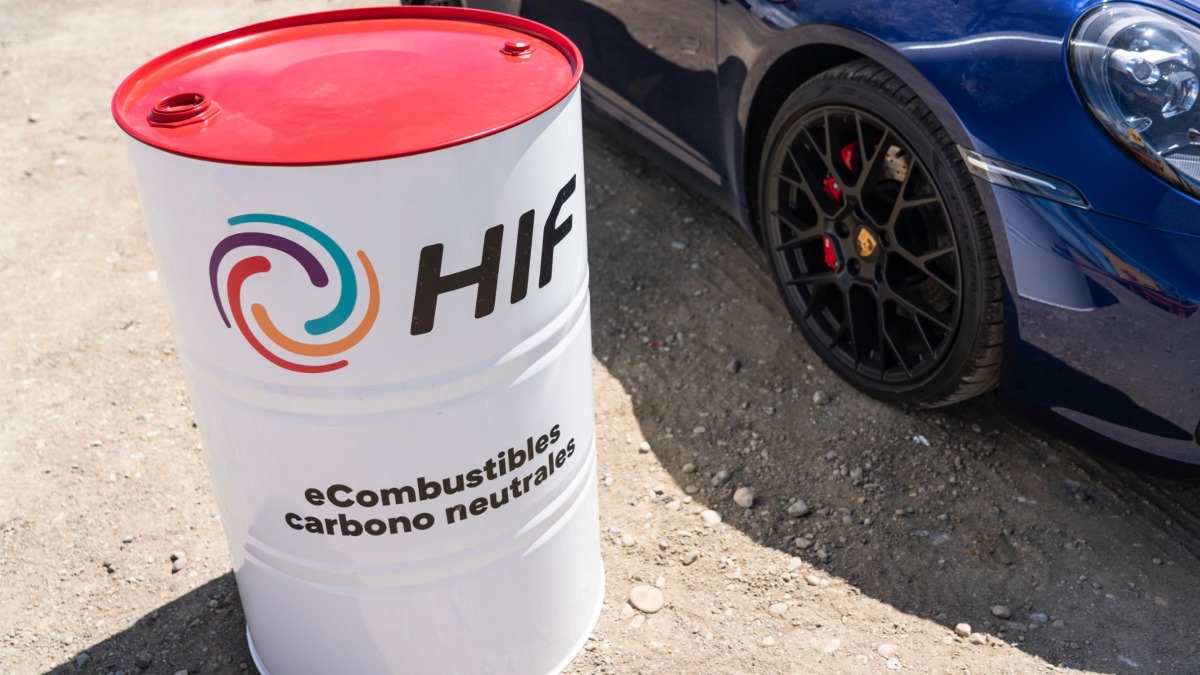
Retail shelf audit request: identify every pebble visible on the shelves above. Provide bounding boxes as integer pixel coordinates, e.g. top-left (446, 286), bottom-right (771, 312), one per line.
top-left (849, 466), bottom-right (864, 481)
top-left (1029, 613), bottom-right (1048, 624)
top-left (121, 534), bottom-right (135, 544)
top-left (805, 574), bottom-right (825, 587)
top-left (682, 462), bottom-right (696, 473)
top-left (665, 500), bottom-right (681, 511)
top-left (954, 623), bottom-right (971, 637)
top-left (692, 426), bottom-right (706, 435)
top-left (629, 585), bottom-right (664, 613)
top-left (700, 510), bottom-right (722, 527)
top-left (628, 614), bottom-right (645, 631)
top-left (991, 605), bottom-right (1011, 619)
top-left (102, 560), bottom-right (115, 574)
top-left (768, 602), bottom-right (788, 615)
top-left (711, 470), bottom-right (732, 487)
top-left (726, 359), bottom-right (742, 374)
top-left (787, 499), bottom-right (811, 517)
top-left (620, 534), bottom-right (635, 547)
top-left (638, 441), bottom-right (651, 453)
top-left (174, 671), bottom-right (188, 675)
top-left (136, 651), bottom-right (153, 669)
top-left (968, 633), bottom-right (987, 645)
top-left (886, 657), bottom-right (902, 670)
top-left (682, 551), bottom-right (698, 566)
top-left (684, 485), bottom-right (699, 494)
top-left (733, 486), bottom-right (755, 509)
top-left (620, 603), bottom-right (636, 619)
top-left (787, 557), bottom-right (803, 572)
top-left (912, 435), bottom-right (930, 446)
top-left (794, 537), bottom-right (812, 550)
top-left (170, 551), bottom-right (187, 573)
top-left (812, 391), bottom-right (830, 405)
top-left (75, 652), bottom-right (89, 669)
top-left (27, 112), bottom-right (41, 123)
top-left (878, 643), bottom-right (898, 658)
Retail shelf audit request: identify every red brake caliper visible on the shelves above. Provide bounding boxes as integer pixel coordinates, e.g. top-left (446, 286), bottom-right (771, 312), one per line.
top-left (820, 141), bottom-right (860, 270)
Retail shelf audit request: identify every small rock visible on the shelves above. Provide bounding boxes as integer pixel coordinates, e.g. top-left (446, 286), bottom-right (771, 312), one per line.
top-left (991, 605), bottom-right (1011, 619)
top-left (628, 614), bottom-right (645, 631)
top-left (75, 652), bottom-right (89, 669)
top-left (620, 603), bottom-right (636, 619)
top-left (174, 671), bottom-right (188, 675)
top-left (692, 426), bottom-right (706, 435)
top-left (886, 657), bottom-right (902, 670)
top-left (794, 537), bottom-right (812, 550)
top-left (700, 509), bottom-right (722, 527)
top-left (812, 391), bottom-right (830, 405)
top-left (620, 534), bottom-right (635, 547)
top-left (912, 434), bottom-right (930, 446)
top-left (682, 462), bottom-right (696, 474)
top-left (733, 486), bottom-right (755, 509)
top-left (954, 623), bottom-right (972, 637)
top-left (711, 470), bottom-right (732, 487)
top-left (629, 585), bottom-right (664, 613)
top-left (849, 466), bottom-right (864, 481)
top-left (102, 560), bottom-right (115, 574)
top-left (1029, 613), bottom-right (1048, 624)
top-left (684, 485), bottom-right (699, 494)
top-left (878, 643), bottom-right (898, 658)
top-left (682, 551), bottom-right (698, 566)
top-left (638, 441), bottom-right (651, 453)
top-left (121, 534), bottom-right (135, 544)
top-left (787, 557), bottom-right (803, 572)
top-left (726, 359), bottom-right (742, 374)
top-left (171, 551), bottom-right (187, 573)
top-left (1051, 619), bottom-right (1065, 628)
top-left (136, 651), bottom-right (153, 669)
top-left (768, 602), bottom-right (788, 616)
top-left (805, 574), bottom-right (825, 587)
top-left (968, 633), bottom-right (987, 645)
top-left (28, 112), bottom-right (41, 123)
top-left (787, 500), bottom-right (811, 517)
top-left (665, 500), bottom-right (681, 511)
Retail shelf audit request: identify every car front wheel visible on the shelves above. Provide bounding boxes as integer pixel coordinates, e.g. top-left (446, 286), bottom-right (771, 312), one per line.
top-left (758, 60), bottom-right (1004, 407)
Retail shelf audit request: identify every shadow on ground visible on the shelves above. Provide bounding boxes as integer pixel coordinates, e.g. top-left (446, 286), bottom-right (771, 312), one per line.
top-left (53, 122), bottom-right (1200, 675)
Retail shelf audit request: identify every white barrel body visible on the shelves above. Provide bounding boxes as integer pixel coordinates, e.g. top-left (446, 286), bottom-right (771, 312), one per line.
top-left (125, 88), bottom-right (600, 675)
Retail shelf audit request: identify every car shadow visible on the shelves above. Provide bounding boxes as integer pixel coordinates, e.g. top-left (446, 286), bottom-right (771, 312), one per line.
top-left (579, 120), bottom-right (1200, 671)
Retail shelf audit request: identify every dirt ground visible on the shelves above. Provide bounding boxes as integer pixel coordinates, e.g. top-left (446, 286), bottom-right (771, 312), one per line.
top-left (4, 1), bottom-right (1200, 673)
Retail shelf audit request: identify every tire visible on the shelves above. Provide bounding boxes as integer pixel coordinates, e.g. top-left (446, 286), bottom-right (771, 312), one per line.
top-left (758, 60), bottom-right (1003, 408)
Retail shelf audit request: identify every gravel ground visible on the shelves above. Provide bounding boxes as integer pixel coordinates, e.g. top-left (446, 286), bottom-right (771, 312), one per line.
top-left (4, 2), bottom-right (1200, 674)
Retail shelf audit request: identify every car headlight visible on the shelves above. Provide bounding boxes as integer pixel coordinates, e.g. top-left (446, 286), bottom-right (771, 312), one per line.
top-left (1071, 3), bottom-right (1200, 195)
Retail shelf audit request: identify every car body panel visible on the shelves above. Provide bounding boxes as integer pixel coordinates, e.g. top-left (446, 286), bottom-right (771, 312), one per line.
top-left (468, 0), bottom-right (1200, 467)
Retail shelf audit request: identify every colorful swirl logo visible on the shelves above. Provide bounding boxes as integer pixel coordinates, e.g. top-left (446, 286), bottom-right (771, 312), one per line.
top-left (209, 214), bottom-right (379, 373)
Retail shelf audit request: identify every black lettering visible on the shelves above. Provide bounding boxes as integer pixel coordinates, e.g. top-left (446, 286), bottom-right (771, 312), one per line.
top-left (285, 513), bottom-right (304, 530)
top-left (534, 466), bottom-right (549, 486)
top-left (508, 445), bottom-right (526, 470)
top-left (411, 224), bottom-right (504, 335)
top-left (338, 513), bottom-right (362, 536)
top-left (510, 209), bottom-right (536, 304)
top-left (328, 484), bottom-right (353, 508)
top-left (469, 497), bottom-right (489, 516)
top-left (416, 476), bottom-right (441, 500)
top-left (536, 434), bottom-right (549, 454)
top-left (483, 458), bottom-right (498, 480)
top-left (523, 473), bottom-right (534, 493)
top-left (388, 515), bottom-right (412, 534)
top-left (304, 488), bottom-right (325, 506)
top-left (413, 513), bottom-right (435, 530)
top-left (566, 438), bottom-right (575, 457)
top-left (555, 448), bottom-right (566, 468)
top-left (466, 469), bottom-right (484, 488)
top-left (539, 175), bottom-right (576, 287)
top-left (365, 519), bottom-right (387, 536)
top-left (324, 517), bottom-right (337, 534)
top-left (549, 424), bottom-right (561, 444)
top-left (510, 476), bottom-right (524, 498)
top-left (490, 487), bottom-right (510, 509)
top-left (305, 517), bottom-right (324, 534)
top-left (356, 490), bottom-right (379, 507)
top-left (381, 485), bottom-right (416, 506)
top-left (442, 474), bottom-right (465, 496)
top-left (445, 503), bottom-right (467, 525)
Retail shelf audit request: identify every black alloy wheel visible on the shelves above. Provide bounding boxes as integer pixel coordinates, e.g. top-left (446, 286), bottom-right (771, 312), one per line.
top-left (759, 60), bottom-right (1003, 407)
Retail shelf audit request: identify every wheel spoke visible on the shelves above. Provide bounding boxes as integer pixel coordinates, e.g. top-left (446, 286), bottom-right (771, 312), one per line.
top-left (890, 291), bottom-right (952, 332)
top-left (891, 246), bottom-right (959, 295)
top-left (786, 269), bottom-right (837, 286)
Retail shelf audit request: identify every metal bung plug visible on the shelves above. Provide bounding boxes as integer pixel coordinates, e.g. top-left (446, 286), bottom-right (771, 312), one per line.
top-left (148, 92), bottom-right (219, 128)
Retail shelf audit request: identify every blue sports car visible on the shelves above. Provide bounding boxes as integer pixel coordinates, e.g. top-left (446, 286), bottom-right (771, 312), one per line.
top-left (443, 0), bottom-right (1200, 470)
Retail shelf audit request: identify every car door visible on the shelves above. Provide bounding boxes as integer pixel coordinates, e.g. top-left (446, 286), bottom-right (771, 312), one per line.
top-left (514, 0), bottom-right (723, 185)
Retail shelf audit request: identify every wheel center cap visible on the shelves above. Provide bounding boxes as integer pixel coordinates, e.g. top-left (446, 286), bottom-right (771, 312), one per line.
top-left (855, 226), bottom-right (878, 258)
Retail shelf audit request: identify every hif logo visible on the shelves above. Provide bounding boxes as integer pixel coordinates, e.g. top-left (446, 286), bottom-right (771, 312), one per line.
top-left (208, 214), bottom-right (379, 373)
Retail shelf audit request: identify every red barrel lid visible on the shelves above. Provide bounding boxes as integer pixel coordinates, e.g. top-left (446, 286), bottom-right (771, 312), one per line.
top-left (112, 7), bottom-right (582, 165)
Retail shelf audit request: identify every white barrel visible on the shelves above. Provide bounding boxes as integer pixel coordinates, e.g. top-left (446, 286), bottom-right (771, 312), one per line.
top-left (112, 8), bottom-right (600, 674)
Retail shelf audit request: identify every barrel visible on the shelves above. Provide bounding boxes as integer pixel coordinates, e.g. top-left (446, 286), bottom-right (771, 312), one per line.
top-left (112, 8), bottom-right (601, 674)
